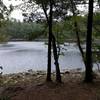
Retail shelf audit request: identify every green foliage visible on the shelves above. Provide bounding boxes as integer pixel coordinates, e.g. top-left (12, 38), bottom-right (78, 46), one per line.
top-left (0, 34), bottom-right (9, 43)
top-left (52, 19), bottom-right (74, 43)
top-left (0, 20), bottom-right (45, 41)
top-left (93, 13), bottom-right (100, 38)
top-left (52, 16), bottom-right (87, 43)
top-left (0, 13), bottom-right (99, 42)
top-left (52, 14), bottom-right (100, 44)
top-left (93, 43), bottom-right (100, 63)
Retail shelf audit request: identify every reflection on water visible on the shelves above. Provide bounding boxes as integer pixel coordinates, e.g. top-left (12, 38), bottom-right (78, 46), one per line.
top-left (0, 42), bottom-right (85, 74)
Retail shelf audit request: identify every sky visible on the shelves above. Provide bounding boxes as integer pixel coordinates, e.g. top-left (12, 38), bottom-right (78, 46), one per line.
top-left (2, 0), bottom-right (100, 22)
top-left (3, 0), bottom-right (24, 21)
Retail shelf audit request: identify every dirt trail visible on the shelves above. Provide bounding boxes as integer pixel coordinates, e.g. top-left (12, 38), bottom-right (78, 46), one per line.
top-left (0, 71), bottom-right (100, 100)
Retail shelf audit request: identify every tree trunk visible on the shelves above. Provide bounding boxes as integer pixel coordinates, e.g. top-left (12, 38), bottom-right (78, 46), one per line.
top-left (85, 0), bottom-right (94, 82)
top-left (74, 21), bottom-right (86, 66)
top-left (45, 0), bottom-right (61, 82)
top-left (70, 0), bottom-right (86, 66)
top-left (52, 34), bottom-right (62, 83)
top-left (46, 0), bottom-right (52, 82)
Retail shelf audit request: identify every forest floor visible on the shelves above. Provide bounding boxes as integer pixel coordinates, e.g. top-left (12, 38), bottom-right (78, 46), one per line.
top-left (0, 69), bottom-right (100, 100)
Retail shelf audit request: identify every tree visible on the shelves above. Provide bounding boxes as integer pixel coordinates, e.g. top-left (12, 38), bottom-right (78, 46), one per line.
top-left (0, 0), bottom-right (13, 42)
top-left (47, 0), bottom-right (52, 81)
top-left (18, 0), bottom-right (62, 82)
top-left (68, 0), bottom-right (94, 82)
top-left (69, 0), bottom-right (86, 67)
top-left (43, 0), bottom-right (61, 82)
top-left (85, 0), bottom-right (94, 82)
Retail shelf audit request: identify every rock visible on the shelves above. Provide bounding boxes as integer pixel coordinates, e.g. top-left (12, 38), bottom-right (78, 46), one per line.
top-left (64, 71), bottom-right (70, 74)
top-left (27, 69), bottom-right (33, 74)
top-left (76, 68), bottom-right (82, 71)
top-left (70, 68), bottom-right (82, 74)
top-left (36, 75), bottom-right (43, 79)
top-left (36, 71), bottom-right (46, 75)
top-left (25, 72), bottom-right (31, 76)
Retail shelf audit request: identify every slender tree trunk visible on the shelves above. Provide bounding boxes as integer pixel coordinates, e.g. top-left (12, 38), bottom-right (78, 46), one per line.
top-left (52, 34), bottom-right (62, 83)
top-left (70, 0), bottom-right (86, 66)
top-left (47, 26), bottom-right (52, 81)
top-left (50, 0), bottom-right (61, 83)
top-left (85, 0), bottom-right (94, 82)
top-left (46, 0), bottom-right (53, 81)
top-left (43, 0), bottom-right (61, 82)
top-left (74, 21), bottom-right (86, 66)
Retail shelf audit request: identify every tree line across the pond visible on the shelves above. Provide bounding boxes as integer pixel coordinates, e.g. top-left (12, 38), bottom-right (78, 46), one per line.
top-left (0, 13), bottom-right (100, 42)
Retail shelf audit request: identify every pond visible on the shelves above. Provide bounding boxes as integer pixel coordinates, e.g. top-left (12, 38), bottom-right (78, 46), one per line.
top-left (0, 41), bottom-right (85, 74)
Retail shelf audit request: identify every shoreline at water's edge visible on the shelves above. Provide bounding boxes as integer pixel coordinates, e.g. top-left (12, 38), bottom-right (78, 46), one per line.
top-left (0, 68), bottom-right (100, 86)
top-left (0, 69), bottom-right (83, 85)
top-left (0, 69), bottom-right (100, 100)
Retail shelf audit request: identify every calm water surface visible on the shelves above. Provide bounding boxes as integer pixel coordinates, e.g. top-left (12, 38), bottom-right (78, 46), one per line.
top-left (0, 42), bottom-right (85, 74)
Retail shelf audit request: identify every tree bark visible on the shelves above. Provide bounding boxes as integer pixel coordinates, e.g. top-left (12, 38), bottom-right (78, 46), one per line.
top-left (52, 34), bottom-right (62, 83)
top-left (70, 0), bottom-right (86, 66)
top-left (74, 20), bottom-right (86, 66)
top-left (42, 0), bottom-right (61, 82)
top-left (46, 0), bottom-right (52, 81)
top-left (85, 0), bottom-right (94, 82)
